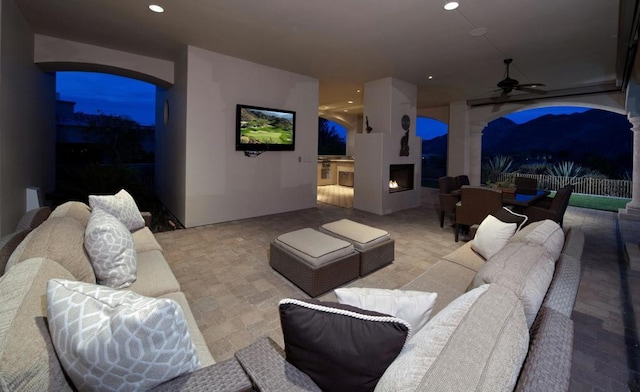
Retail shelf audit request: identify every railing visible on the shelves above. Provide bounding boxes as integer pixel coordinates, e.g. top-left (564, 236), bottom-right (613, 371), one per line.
top-left (494, 172), bottom-right (632, 198)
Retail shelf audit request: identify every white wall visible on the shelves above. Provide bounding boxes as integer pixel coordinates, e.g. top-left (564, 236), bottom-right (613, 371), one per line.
top-left (179, 46), bottom-right (318, 227)
top-left (155, 48), bottom-right (188, 223)
top-left (34, 35), bottom-right (174, 87)
top-left (356, 77), bottom-right (421, 215)
top-left (0, 0), bottom-right (56, 234)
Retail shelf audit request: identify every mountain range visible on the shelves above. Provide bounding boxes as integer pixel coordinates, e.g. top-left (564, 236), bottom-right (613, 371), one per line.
top-left (422, 109), bottom-right (633, 176)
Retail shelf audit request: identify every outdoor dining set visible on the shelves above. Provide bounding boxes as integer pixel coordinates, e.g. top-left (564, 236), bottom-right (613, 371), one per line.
top-left (438, 175), bottom-right (574, 242)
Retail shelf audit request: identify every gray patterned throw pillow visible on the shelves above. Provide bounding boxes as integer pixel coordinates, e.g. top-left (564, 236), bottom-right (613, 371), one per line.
top-left (85, 208), bottom-right (137, 288)
top-left (89, 189), bottom-right (145, 231)
top-left (46, 279), bottom-right (200, 392)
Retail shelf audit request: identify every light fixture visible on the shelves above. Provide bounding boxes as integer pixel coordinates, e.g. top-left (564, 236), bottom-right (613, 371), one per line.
top-left (428, 75), bottom-right (433, 80)
top-left (348, 100), bottom-right (354, 104)
top-left (344, 109), bottom-right (348, 112)
top-left (443, 1), bottom-right (459, 11)
top-left (149, 4), bottom-right (164, 13)
top-left (356, 89), bottom-right (361, 93)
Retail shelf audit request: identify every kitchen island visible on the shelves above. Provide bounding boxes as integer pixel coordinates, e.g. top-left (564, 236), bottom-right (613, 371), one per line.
top-left (317, 157), bottom-right (354, 186)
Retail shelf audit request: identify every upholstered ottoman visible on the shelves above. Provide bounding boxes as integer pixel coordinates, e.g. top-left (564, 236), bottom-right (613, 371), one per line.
top-left (269, 228), bottom-right (360, 297)
top-left (319, 219), bottom-right (394, 276)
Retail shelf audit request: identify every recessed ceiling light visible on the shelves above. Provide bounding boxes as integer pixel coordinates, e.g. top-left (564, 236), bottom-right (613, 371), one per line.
top-left (356, 89), bottom-right (361, 93)
top-left (443, 1), bottom-right (459, 11)
top-left (344, 110), bottom-right (348, 112)
top-left (428, 75), bottom-right (433, 80)
top-left (348, 100), bottom-right (354, 104)
top-left (149, 4), bottom-right (164, 13)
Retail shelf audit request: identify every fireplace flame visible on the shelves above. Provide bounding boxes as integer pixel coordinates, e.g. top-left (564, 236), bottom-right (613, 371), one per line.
top-left (389, 180), bottom-right (399, 189)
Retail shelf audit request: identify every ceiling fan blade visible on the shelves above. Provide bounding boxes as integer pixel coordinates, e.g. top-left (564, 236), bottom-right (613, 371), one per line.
top-left (515, 85), bottom-right (547, 94)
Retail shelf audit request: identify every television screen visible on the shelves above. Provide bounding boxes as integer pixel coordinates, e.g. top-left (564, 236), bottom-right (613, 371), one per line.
top-left (236, 104), bottom-right (296, 151)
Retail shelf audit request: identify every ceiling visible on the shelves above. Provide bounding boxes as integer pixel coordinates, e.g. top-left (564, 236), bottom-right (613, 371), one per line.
top-left (14, 0), bottom-right (634, 115)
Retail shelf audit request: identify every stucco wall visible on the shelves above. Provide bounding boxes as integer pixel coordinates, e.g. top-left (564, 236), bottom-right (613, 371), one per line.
top-left (0, 0), bottom-right (56, 235)
top-left (181, 46), bottom-right (319, 227)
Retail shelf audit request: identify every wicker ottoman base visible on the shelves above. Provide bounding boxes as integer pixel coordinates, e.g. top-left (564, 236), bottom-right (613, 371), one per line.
top-left (269, 242), bottom-right (360, 297)
top-left (359, 239), bottom-right (395, 276)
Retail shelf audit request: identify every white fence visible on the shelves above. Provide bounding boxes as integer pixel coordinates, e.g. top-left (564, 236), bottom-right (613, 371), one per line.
top-left (495, 173), bottom-right (632, 198)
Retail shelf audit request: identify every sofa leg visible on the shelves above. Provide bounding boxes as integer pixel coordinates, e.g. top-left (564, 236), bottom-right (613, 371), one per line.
top-left (440, 211), bottom-right (445, 228)
top-left (455, 224), bottom-right (459, 242)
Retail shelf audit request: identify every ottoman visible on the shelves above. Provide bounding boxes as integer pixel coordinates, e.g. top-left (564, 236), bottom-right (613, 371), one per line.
top-left (269, 228), bottom-right (360, 297)
top-left (319, 219), bottom-right (395, 276)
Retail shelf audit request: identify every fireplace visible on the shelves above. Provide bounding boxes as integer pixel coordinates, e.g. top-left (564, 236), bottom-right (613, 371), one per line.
top-left (389, 164), bottom-right (414, 193)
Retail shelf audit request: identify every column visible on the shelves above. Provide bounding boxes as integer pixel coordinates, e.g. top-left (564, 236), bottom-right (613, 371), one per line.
top-left (469, 121), bottom-right (486, 185)
top-left (620, 115), bottom-right (640, 218)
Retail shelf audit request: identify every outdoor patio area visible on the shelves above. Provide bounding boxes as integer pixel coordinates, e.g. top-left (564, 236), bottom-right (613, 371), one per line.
top-left (155, 187), bottom-right (639, 392)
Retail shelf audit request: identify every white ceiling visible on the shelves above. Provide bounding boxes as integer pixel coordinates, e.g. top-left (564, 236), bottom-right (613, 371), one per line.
top-left (14, 0), bottom-right (628, 114)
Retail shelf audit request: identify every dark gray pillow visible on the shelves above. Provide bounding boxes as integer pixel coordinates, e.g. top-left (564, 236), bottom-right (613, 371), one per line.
top-left (279, 298), bottom-right (409, 392)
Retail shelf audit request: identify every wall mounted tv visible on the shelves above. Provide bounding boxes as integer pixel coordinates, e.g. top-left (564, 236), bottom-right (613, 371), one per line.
top-left (236, 104), bottom-right (296, 151)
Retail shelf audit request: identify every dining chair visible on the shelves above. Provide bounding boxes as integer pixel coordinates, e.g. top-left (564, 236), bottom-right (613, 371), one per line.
top-left (515, 177), bottom-right (538, 195)
top-left (454, 186), bottom-right (503, 242)
top-left (455, 175), bottom-right (470, 189)
top-left (523, 184), bottom-right (574, 227)
top-left (438, 176), bottom-right (460, 228)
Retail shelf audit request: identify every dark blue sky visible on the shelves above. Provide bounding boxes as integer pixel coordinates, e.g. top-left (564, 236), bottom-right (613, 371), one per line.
top-left (56, 71), bottom-right (592, 138)
top-left (56, 71), bottom-right (156, 126)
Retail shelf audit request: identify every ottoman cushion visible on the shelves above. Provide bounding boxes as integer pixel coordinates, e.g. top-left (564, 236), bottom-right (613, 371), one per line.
top-left (320, 219), bottom-right (390, 251)
top-left (275, 228), bottom-right (354, 267)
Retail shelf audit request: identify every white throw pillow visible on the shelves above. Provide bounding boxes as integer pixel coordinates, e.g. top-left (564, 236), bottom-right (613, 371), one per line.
top-left (46, 279), bottom-right (200, 392)
top-left (472, 215), bottom-right (517, 259)
top-left (85, 208), bottom-right (137, 288)
top-left (334, 287), bottom-right (437, 336)
top-left (89, 189), bottom-right (145, 231)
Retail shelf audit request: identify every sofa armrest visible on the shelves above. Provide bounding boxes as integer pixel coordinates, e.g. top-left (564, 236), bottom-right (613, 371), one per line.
top-left (234, 337), bottom-right (321, 392)
top-left (148, 357), bottom-right (253, 392)
top-left (515, 307), bottom-right (573, 392)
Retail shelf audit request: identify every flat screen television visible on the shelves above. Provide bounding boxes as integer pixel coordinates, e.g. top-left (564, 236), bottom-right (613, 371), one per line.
top-left (236, 104), bottom-right (296, 151)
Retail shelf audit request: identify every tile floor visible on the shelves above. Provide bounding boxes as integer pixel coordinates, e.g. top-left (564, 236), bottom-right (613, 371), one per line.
top-left (155, 187), bottom-right (639, 391)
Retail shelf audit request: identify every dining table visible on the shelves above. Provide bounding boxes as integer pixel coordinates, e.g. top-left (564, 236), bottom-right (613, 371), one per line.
top-left (501, 189), bottom-right (551, 209)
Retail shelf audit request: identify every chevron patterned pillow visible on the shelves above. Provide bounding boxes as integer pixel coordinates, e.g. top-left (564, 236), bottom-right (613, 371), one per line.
top-left (46, 279), bottom-right (200, 392)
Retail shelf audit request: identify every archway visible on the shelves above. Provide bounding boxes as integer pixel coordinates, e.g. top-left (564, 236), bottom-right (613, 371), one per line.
top-left (418, 116), bottom-right (448, 188)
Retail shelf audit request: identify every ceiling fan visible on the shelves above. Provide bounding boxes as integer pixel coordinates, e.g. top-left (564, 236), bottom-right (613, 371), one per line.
top-left (494, 58), bottom-right (547, 98)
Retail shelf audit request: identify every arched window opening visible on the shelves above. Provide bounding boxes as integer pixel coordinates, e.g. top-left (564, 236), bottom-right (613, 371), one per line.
top-left (55, 71), bottom-right (156, 204)
top-left (318, 117), bottom-right (346, 156)
top-left (481, 106), bottom-right (632, 200)
top-left (418, 116), bottom-right (448, 188)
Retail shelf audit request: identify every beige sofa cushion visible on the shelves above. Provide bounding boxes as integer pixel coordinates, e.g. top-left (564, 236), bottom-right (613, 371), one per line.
top-left (6, 217), bottom-right (96, 284)
top-left (471, 242), bottom-right (556, 328)
top-left (402, 259), bottom-right (476, 316)
top-left (160, 291), bottom-right (216, 368)
top-left (132, 226), bottom-right (164, 253)
top-left (510, 219), bottom-right (565, 261)
top-left (441, 241), bottom-right (486, 272)
top-left (375, 284), bottom-right (529, 392)
top-left (0, 258), bottom-right (75, 391)
top-left (50, 201), bottom-right (91, 225)
top-left (125, 249), bottom-right (181, 297)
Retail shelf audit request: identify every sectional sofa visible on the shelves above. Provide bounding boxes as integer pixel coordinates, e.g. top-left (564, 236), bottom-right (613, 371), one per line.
top-left (235, 218), bottom-right (584, 392)
top-left (0, 199), bottom-right (253, 391)
top-left (1, 196), bottom-right (583, 391)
